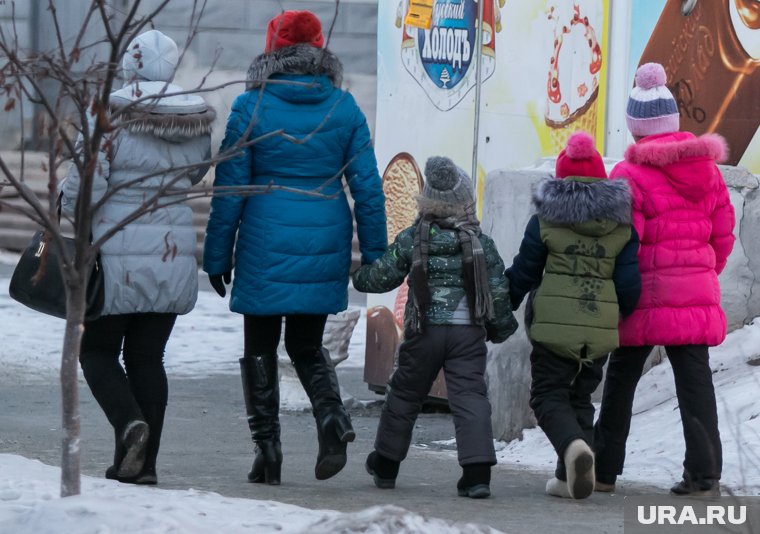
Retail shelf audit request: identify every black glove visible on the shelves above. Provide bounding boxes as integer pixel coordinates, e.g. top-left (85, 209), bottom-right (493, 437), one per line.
top-left (208, 272), bottom-right (231, 298)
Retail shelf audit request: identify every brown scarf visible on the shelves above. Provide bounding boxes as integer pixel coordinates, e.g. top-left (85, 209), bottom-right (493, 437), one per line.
top-left (410, 202), bottom-right (494, 333)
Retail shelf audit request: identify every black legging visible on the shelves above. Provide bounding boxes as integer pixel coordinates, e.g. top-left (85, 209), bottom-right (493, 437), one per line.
top-left (80, 313), bottom-right (177, 432)
top-left (244, 314), bottom-right (328, 359)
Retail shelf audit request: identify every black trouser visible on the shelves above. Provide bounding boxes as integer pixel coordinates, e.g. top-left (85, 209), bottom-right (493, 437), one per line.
top-left (375, 325), bottom-right (496, 466)
top-left (244, 314), bottom-right (328, 358)
top-left (594, 345), bottom-right (722, 484)
top-left (80, 313), bottom-right (177, 434)
top-left (529, 343), bottom-right (606, 481)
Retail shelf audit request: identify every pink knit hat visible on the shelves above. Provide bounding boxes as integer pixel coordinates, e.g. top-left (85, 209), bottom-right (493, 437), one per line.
top-left (555, 131), bottom-right (607, 179)
top-left (626, 63), bottom-right (680, 137)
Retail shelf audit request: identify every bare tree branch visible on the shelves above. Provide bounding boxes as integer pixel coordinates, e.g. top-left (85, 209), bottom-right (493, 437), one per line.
top-left (47, 0), bottom-right (71, 70)
top-left (0, 198), bottom-right (47, 226)
top-left (1, 0), bottom-right (350, 498)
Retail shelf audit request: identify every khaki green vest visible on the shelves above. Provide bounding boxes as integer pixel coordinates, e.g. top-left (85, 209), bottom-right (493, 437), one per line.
top-left (529, 219), bottom-right (631, 362)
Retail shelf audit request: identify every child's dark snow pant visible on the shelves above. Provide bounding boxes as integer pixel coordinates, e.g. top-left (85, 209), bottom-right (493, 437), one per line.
top-left (374, 324), bottom-right (496, 466)
top-left (529, 343), bottom-right (606, 481)
top-left (593, 344), bottom-right (722, 485)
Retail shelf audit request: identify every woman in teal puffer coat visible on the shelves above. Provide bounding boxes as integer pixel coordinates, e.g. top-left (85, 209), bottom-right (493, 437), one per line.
top-left (203, 11), bottom-right (386, 485)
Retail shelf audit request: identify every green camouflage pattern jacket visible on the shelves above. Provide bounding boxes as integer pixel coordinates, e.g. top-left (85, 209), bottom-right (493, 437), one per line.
top-left (352, 224), bottom-right (518, 342)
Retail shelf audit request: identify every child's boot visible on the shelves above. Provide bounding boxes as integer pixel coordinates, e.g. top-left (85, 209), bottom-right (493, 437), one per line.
top-left (564, 439), bottom-right (595, 499)
top-left (457, 463), bottom-right (491, 499)
top-left (365, 450), bottom-right (399, 489)
top-left (670, 474), bottom-right (720, 497)
top-left (594, 472), bottom-right (616, 493)
top-left (545, 477), bottom-right (572, 498)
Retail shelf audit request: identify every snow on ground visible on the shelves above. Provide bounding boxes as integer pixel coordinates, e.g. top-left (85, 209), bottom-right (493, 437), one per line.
top-left (0, 454), bottom-right (500, 534)
top-left (2, 260), bottom-right (759, 495)
top-left (0, 262), bottom-right (499, 533)
top-left (0, 276), bottom-right (368, 410)
top-left (494, 318), bottom-right (760, 496)
top-left (0, 250), bottom-right (20, 266)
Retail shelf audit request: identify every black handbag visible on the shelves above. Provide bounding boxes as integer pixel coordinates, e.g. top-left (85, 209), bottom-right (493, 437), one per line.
top-left (9, 230), bottom-right (104, 321)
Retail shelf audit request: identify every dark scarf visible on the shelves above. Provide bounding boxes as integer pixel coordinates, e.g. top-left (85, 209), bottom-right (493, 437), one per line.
top-left (410, 202), bottom-right (494, 333)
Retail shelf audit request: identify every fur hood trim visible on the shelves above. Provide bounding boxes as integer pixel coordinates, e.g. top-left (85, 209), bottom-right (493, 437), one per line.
top-left (624, 133), bottom-right (728, 167)
top-left (416, 195), bottom-right (473, 220)
top-left (533, 178), bottom-right (632, 225)
top-left (114, 106), bottom-right (216, 139)
top-left (246, 45), bottom-right (343, 89)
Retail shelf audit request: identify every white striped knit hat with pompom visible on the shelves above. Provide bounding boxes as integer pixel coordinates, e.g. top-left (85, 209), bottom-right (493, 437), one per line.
top-left (626, 62), bottom-right (680, 137)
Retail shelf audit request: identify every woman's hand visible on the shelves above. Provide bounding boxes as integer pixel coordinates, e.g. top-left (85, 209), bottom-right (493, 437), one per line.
top-left (208, 272), bottom-right (231, 298)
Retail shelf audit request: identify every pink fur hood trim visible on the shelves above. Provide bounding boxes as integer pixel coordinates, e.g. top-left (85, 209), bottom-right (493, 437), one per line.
top-left (624, 132), bottom-right (728, 167)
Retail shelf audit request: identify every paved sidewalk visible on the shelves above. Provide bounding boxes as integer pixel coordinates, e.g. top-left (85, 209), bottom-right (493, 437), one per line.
top-left (0, 368), bottom-right (660, 534)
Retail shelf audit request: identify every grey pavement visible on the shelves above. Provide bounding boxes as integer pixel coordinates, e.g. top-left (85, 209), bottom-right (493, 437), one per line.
top-left (0, 367), bottom-right (664, 534)
top-left (0, 259), bottom-right (656, 533)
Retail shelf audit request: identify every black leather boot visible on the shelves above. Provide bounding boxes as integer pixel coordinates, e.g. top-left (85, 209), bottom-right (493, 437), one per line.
top-left (240, 355), bottom-right (282, 485)
top-left (104, 420), bottom-right (150, 480)
top-left (132, 403), bottom-right (165, 484)
top-left (105, 406), bottom-right (162, 485)
top-left (291, 347), bottom-right (355, 480)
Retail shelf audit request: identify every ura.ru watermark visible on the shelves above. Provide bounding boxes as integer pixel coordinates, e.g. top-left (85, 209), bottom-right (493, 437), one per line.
top-left (637, 504), bottom-right (745, 525)
top-left (624, 497), bottom-right (760, 533)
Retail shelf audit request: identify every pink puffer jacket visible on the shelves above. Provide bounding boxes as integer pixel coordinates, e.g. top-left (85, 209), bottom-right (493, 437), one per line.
top-left (610, 132), bottom-right (735, 347)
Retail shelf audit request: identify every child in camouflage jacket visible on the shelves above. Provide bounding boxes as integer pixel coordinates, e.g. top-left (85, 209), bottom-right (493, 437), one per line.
top-left (352, 157), bottom-right (518, 499)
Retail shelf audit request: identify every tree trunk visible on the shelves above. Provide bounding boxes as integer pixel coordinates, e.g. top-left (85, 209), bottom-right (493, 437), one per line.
top-left (60, 284), bottom-right (86, 497)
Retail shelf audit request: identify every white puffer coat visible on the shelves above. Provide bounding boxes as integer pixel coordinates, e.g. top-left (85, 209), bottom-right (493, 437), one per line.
top-left (61, 83), bottom-right (214, 315)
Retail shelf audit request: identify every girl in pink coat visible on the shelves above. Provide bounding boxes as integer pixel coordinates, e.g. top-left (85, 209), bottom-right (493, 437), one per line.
top-left (593, 63), bottom-right (735, 497)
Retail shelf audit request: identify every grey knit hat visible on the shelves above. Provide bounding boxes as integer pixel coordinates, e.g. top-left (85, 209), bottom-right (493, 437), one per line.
top-left (422, 157), bottom-right (474, 206)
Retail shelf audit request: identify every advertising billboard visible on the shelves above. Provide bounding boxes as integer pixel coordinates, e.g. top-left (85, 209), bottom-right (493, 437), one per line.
top-left (632, 0), bottom-right (760, 171)
top-left (365, 0), bottom-right (760, 400)
top-left (366, 0), bottom-right (610, 396)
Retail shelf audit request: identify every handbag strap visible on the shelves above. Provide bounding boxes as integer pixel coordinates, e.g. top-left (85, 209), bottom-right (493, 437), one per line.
top-left (56, 192), bottom-right (63, 224)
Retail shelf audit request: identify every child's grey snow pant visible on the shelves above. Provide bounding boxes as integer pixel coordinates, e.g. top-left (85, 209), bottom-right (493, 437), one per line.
top-left (374, 324), bottom-right (496, 466)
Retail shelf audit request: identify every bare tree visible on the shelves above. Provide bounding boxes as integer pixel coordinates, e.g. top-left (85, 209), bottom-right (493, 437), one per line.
top-left (0, 0), bottom-right (355, 497)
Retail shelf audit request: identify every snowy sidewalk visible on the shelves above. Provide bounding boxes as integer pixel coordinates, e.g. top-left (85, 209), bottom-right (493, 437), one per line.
top-left (0, 455), bottom-right (502, 534)
top-left (0, 374), bottom-right (653, 534)
top-left (1, 249), bottom-right (759, 533)
top-left (1, 257), bottom-right (759, 496)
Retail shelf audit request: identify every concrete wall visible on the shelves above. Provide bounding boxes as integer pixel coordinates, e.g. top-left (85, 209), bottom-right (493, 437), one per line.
top-left (481, 164), bottom-right (760, 442)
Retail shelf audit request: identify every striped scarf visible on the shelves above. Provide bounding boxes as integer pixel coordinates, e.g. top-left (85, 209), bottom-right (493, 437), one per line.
top-left (409, 202), bottom-right (494, 333)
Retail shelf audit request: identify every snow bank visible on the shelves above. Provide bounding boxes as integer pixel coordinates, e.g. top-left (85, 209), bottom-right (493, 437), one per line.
top-left (495, 319), bottom-right (760, 495)
top-left (0, 454), bottom-right (501, 534)
top-left (0, 277), bottom-right (367, 410)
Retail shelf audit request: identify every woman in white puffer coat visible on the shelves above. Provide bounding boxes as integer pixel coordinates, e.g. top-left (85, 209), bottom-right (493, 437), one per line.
top-left (61, 30), bottom-right (213, 485)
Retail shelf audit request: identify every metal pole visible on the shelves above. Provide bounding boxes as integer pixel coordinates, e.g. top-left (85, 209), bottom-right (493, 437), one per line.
top-left (471, 0), bottom-right (485, 189)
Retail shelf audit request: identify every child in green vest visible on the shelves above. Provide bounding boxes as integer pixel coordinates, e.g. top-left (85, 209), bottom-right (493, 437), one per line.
top-left (352, 157), bottom-right (518, 498)
top-left (505, 131), bottom-right (641, 499)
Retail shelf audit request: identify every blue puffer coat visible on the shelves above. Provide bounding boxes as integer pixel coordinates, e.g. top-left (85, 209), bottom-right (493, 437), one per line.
top-left (203, 45), bottom-right (387, 315)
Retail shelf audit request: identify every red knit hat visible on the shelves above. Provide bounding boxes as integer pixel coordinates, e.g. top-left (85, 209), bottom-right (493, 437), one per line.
top-left (555, 131), bottom-right (607, 179)
top-left (265, 11), bottom-right (325, 52)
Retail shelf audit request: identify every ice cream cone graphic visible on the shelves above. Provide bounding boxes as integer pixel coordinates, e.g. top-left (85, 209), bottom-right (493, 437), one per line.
top-left (544, 1), bottom-right (603, 153)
